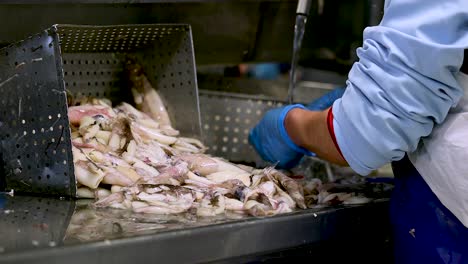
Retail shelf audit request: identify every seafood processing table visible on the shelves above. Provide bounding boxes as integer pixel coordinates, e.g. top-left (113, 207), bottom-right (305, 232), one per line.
top-left (0, 1), bottom-right (391, 263)
top-left (0, 194), bottom-right (392, 264)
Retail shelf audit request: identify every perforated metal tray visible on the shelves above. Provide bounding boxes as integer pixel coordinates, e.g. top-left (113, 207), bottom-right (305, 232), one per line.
top-left (198, 75), bottom-right (334, 165)
top-left (0, 24), bottom-right (201, 197)
top-left (199, 90), bottom-right (283, 165)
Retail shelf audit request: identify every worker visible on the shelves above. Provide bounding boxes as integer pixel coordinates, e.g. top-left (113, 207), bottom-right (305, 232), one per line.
top-left (249, 0), bottom-right (468, 263)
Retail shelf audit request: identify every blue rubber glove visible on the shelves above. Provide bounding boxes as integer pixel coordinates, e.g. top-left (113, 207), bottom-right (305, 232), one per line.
top-left (305, 87), bottom-right (346, 111)
top-left (249, 104), bottom-right (314, 169)
top-left (249, 87), bottom-right (346, 169)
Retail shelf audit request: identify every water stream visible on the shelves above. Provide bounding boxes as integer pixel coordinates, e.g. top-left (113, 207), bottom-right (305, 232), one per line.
top-left (287, 14), bottom-right (308, 104)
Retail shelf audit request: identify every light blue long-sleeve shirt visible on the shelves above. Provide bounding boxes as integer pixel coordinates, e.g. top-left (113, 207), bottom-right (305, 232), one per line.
top-left (332, 0), bottom-right (468, 175)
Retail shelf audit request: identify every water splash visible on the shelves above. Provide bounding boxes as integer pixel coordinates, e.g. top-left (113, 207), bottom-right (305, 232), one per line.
top-left (287, 14), bottom-right (308, 104)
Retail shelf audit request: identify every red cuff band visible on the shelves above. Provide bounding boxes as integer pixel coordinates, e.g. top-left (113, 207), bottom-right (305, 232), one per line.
top-left (326, 107), bottom-right (344, 159)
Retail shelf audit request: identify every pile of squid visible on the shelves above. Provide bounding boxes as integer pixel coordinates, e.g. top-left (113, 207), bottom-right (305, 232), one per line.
top-left (70, 100), bottom-right (305, 217)
top-left (68, 60), bottom-right (370, 217)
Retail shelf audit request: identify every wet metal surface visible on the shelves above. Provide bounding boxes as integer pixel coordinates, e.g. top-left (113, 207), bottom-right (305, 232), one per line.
top-left (0, 193), bottom-right (390, 264)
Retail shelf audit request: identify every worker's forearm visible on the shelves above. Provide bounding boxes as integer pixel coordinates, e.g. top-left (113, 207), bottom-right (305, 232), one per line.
top-left (285, 108), bottom-right (348, 166)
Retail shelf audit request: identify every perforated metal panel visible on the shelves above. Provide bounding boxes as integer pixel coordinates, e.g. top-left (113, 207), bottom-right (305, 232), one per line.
top-left (0, 28), bottom-right (75, 196)
top-left (136, 31), bottom-right (200, 135)
top-left (60, 24), bottom-right (201, 137)
top-left (57, 25), bottom-right (179, 53)
top-left (199, 90), bottom-right (284, 164)
top-left (0, 24), bottom-right (200, 197)
top-left (197, 75), bottom-right (334, 165)
top-left (62, 53), bottom-right (128, 104)
top-left (0, 194), bottom-right (75, 253)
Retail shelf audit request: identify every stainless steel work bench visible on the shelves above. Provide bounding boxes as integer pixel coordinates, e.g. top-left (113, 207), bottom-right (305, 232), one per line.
top-left (0, 194), bottom-right (391, 264)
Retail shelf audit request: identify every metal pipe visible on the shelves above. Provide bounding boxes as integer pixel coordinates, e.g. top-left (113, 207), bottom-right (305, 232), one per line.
top-left (296, 0), bottom-right (313, 16)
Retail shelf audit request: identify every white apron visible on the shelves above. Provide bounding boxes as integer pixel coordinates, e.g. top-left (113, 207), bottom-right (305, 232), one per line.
top-left (409, 72), bottom-right (468, 227)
